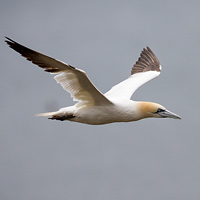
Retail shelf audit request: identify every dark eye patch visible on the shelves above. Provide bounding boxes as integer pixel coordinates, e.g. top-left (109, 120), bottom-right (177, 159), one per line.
top-left (156, 108), bottom-right (165, 113)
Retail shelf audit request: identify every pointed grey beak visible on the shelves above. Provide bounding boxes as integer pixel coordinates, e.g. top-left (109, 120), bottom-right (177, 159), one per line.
top-left (159, 110), bottom-right (181, 119)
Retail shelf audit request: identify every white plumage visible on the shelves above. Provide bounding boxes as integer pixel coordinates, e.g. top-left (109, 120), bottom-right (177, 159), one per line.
top-left (105, 70), bottom-right (160, 100)
top-left (5, 37), bottom-right (181, 125)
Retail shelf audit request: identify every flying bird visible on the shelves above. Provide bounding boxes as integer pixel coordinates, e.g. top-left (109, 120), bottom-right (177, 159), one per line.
top-left (5, 37), bottom-right (181, 125)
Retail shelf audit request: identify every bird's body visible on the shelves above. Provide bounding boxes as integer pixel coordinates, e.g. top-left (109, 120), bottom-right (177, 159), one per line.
top-left (5, 37), bottom-right (181, 125)
top-left (40, 100), bottom-right (140, 125)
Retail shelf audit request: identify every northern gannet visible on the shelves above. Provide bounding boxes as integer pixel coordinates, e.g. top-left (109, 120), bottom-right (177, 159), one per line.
top-left (5, 37), bottom-right (181, 125)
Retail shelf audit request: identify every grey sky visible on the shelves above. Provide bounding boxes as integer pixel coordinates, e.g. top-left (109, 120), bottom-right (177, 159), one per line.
top-left (1, 1), bottom-right (200, 200)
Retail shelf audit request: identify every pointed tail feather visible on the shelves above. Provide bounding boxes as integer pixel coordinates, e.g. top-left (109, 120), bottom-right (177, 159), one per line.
top-left (35, 111), bottom-right (57, 117)
top-left (35, 111), bottom-right (75, 121)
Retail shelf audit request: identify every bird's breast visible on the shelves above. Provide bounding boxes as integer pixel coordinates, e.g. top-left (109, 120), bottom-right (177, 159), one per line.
top-left (72, 101), bottom-right (140, 125)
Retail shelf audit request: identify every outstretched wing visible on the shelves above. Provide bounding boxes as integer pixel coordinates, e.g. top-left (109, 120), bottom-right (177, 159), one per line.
top-left (5, 37), bottom-right (113, 106)
top-left (105, 47), bottom-right (161, 100)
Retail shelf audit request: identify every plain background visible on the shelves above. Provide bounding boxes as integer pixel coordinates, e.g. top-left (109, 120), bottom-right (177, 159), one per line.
top-left (1, 0), bottom-right (200, 199)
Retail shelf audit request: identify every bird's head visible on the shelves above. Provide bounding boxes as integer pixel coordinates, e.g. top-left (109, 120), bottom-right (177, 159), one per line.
top-left (137, 102), bottom-right (181, 120)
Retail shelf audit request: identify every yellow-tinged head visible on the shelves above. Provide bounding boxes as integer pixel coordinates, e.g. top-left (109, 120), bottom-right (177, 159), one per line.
top-left (136, 102), bottom-right (181, 120)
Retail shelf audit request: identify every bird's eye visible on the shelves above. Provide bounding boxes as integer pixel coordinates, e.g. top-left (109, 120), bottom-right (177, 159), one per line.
top-left (156, 108), bottom-right (165, 113)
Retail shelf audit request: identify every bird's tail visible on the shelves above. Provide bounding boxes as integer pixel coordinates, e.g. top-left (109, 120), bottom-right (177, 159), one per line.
top-left (35, 111), bottom-right (57, 117)
top-left (35, 111), bottom-right (75, 121)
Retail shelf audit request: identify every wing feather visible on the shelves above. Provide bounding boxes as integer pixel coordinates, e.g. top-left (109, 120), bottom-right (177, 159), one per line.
top-left (5, 37), bottom-right (113, 106)
top-left (105, 47), bottom-right (161, 100)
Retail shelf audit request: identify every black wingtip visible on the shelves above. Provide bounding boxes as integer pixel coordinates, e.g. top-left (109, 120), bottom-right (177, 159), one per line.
top-left (5, 36), bottom-right (11, 42)
top-left (5, 37), bottom-right (15, 47)
top-left (5, 36), bottom-right (14, 41)
top-left (5, 37), bottom-right (16, 44)
top-left (146, 46), bottom-right (150, 50)
top-left (142, 46), bottom-right (151, 52)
